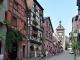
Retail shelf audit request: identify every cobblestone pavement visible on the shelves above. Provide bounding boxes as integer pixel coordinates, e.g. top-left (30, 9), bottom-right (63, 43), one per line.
top-left (11, 52), bottom-right (80, 60)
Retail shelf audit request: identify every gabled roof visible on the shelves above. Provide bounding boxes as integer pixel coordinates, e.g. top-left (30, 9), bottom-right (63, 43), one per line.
top-left (44, 17), bottom-right (54, 32)
top-left (56, 24), bottom-right (65, 30)
top-left (72, 14), bottom-right (78, 22)
top-left (56, 21), bottom-right (65, 30)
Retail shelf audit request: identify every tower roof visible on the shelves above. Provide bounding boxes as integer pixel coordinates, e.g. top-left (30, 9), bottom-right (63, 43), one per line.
top-left (56, 20), bottom-right (65, 30)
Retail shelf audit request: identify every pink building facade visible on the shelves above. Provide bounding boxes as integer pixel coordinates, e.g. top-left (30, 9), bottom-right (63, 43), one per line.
top-left (43, 17), bottom-right (54, 54)
top-left (72, 15), bottom-right (78, 31)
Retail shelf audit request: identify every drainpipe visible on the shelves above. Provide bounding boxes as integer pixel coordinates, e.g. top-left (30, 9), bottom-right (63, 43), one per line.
top-left (24, 0), bottom-right (30, 58)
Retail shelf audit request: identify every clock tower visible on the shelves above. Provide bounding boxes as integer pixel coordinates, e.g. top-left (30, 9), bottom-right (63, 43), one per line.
top-left (56, 20), bottom-right (65, 51)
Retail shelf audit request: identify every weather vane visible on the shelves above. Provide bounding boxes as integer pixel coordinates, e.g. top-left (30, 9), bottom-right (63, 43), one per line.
top-left (59, 19), bottom-right (62, 24)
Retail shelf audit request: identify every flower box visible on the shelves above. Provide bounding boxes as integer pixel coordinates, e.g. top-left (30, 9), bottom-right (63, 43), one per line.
top-left (34, 7), bottom-right (38, 12)
top-left (32, 31), bottom-right (38, 36)
top-left (32, 20), bottom-right (38, 25)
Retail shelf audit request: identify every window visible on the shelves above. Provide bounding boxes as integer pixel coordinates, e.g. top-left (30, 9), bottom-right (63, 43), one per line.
top-left (46, 31), bottom-right (48, 37)
top-left (33, 13), bottom-right (36, 18)
top-left (13, 2), bottom-right (18, 10)
top-left (49, 33), bottom-right (50, 38)
top-left (51, 35), bottom-right (52, 40)
top-left (49, 24), bottom-right (50, 29)
top-left (46, 22), bottom-right (48, 28)
top-left (34, 3), bottom-right (36, 8)
top-left (39, 9), bottom-right (42, 13)
top-left (12, 16), bottom-right (17, 26)
top-left (24, 23), bottom-right (26, 30)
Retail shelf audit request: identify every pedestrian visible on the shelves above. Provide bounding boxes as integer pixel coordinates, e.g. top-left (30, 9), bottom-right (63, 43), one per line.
top-left (45, 50), bottom-right (48, 58)
top-left (4, 51), bottom-right (9, 60)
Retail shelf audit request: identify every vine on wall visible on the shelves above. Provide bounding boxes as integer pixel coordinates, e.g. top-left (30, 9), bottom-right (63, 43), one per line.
top-left (6, 27), bottom-right (23, 52)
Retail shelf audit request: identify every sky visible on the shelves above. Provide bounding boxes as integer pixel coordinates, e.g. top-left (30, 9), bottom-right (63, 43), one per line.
top-left (37, 0), bottom-right (78, 36)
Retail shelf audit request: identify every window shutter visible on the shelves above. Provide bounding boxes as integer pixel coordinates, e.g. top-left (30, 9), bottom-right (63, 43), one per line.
top-left (0, 8), bottom-right (5, 22)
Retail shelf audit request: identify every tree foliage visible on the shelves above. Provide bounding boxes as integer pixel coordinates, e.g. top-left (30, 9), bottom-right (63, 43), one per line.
top-left (71, 40), bottom-right (78, 50)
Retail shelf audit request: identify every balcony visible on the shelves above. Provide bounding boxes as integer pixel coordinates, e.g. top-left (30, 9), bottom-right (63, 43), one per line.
top-left (0, 0), bottom-right (3, 3)
top-left (32, 20), bottom-right (38, 26)
top-left (29, 37), bottom-right (42, 45)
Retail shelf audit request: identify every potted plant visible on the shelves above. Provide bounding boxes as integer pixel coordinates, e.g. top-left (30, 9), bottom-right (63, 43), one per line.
top-left (29, 51), bottom-right (32, 58)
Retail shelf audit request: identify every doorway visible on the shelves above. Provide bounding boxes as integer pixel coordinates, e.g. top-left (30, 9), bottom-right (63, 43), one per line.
top-left (9, 41), bottom-right (17, 59)
top-left (23, 45), bottom-right (25, 58)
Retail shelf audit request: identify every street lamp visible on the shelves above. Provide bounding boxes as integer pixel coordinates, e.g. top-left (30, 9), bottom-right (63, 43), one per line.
top-left (24, 0), bottom-right (33, 58)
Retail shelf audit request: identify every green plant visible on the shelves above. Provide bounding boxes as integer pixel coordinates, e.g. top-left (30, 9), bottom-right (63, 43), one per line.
top-left (6, 27), bottom-right (23, 52)
top-left (29, 51), bottom-right (32, 57)
top-left (0, 20), bottom-right (8, 27)
top-left (71, 40), bottom-right (78, 50)
top-left (74, 30), bottom-right (77, 33)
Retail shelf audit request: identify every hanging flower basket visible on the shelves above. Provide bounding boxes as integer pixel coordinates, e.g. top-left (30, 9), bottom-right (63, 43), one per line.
top-left (34, 7), bottom-right (38, 12)
top-left (32, 20), bottom-right (38, 25)
top-left (0, 0), bottom-right (3, 3)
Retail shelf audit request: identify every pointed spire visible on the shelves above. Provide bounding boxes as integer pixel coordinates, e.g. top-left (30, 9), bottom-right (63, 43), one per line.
top-left (59, 19), bottom-right (62, 25)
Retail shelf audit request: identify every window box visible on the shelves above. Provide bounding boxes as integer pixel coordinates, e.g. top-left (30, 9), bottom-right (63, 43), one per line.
top-left (32, 31), bottom-right (38, 36)
top-left (32, 20), bottom-right (38, 25)
top-left (34, 7), bottom-right (38, 12)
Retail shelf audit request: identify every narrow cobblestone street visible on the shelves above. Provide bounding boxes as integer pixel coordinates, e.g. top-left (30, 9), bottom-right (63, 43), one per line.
top-left (20, 52), bottom-right (74, 60)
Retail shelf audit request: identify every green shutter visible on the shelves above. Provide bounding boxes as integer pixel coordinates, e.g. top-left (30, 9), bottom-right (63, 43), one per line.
top-left (0, 8), bottom-right (5, 22)
top-left (2, 8), bottom-right (5, 22)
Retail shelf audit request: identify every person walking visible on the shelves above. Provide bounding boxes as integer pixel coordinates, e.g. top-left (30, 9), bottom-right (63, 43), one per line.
top-left (4, 51), bottom-right (9, 60)
top-left (45, 50), bottom-right (48, 58)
